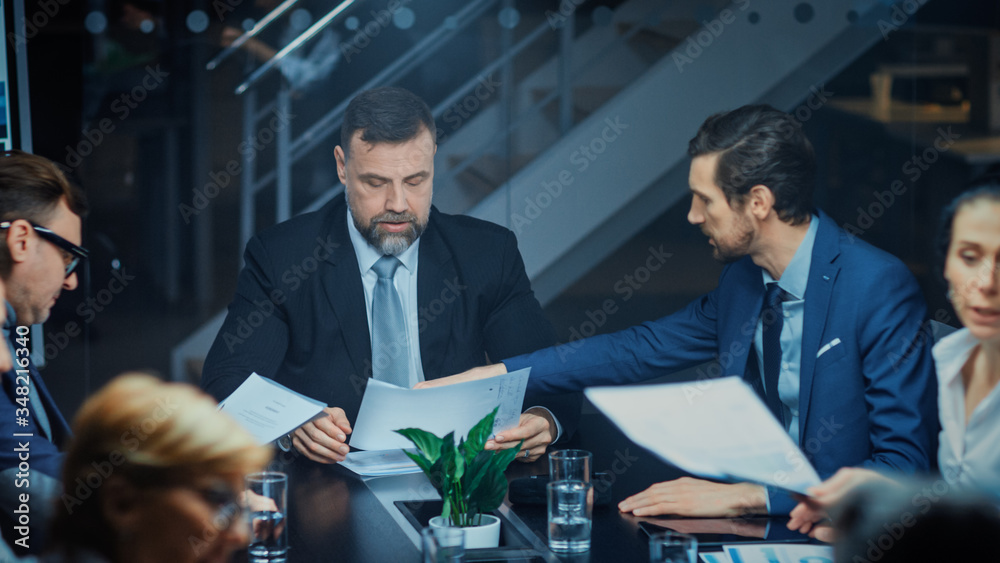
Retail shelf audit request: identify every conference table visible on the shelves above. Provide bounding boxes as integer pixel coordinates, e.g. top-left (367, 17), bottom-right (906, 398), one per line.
top-left (250, 412), bottom-right (810, 562)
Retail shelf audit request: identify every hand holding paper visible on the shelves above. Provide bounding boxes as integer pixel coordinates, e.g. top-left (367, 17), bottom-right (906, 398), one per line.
top-left (349, 368), bottom-right (530, 451)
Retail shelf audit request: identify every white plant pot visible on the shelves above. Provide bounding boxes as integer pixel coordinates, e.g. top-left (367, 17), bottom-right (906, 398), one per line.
top-left (428, 514), bottom-right (501, 549)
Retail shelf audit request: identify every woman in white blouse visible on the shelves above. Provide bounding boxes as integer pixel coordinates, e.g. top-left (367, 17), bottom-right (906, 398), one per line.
top-left (787, 180), bottom-right (1000, 541)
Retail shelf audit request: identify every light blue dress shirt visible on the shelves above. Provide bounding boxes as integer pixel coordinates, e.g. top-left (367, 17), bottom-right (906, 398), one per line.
top-left (755, 214), bottom-right (819, 445)
top-left (347, 212), bottom-right (425, 387)
top-left (346, 210), bottom-right (562, 441)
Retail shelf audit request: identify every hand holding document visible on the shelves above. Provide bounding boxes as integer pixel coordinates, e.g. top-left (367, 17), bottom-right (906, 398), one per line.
top-left (349, 367), bottom-right (530, 452)
top-left (219, 373), bottom-right (327, 445)
top-left (584, 376), bottom-right (821, 495)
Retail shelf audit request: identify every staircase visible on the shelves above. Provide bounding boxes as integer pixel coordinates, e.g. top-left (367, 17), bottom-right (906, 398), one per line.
top-left (172, 0), bottom-right (923, 381)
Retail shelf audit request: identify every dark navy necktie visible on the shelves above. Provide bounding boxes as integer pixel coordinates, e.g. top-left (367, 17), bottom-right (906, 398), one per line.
top-left (761, 282), bottom-right (787, 428)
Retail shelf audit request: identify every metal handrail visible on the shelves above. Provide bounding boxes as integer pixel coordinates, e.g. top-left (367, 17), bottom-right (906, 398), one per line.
top-left (235, 0), bottom-right (359, 94)
top-left (205, 0), bottom-right (300, 70)
top-left (440, 0), bottom-right (678, 187)
top-left (285, 0), bottom-right (501, 158)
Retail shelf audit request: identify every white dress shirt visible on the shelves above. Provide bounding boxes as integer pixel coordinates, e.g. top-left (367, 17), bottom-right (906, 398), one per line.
top-left (934, 328), bottom-right (1000, 492)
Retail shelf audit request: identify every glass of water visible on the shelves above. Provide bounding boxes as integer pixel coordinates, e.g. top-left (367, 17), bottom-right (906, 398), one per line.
top-left (245, 471), bottom-right (288, 559)
top-left (549, 449), bottom-right (592, 483)
top-left (547, 480), bottom-right (593, 553)
top-left (421, 526), bottom-right (465, 562)
top-left (649, 530), bottom-right (697, 563)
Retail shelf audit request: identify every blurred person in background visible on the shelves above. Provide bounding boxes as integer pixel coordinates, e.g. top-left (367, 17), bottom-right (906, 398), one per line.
top-left (0, 150), bottom-right (89, 555)
top-left (40, 373), bottom-right (271, 563)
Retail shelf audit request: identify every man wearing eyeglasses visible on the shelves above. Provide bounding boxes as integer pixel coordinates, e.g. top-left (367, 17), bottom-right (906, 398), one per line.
top-left (0, 149), bottom-right (89, 555)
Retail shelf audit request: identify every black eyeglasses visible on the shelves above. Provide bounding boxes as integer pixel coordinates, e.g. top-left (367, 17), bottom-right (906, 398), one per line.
top-left (0, 220), bottom-right (89, 278)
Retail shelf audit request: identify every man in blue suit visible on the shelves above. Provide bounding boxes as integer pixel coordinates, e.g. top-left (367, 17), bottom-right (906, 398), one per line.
top-left (0, 150), bottom-right (88, 554)
top-left (420, 105), bottom-right (938, 516)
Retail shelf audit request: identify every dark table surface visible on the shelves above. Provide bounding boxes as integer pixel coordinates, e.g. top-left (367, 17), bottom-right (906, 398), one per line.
top-left (260, 412), bottom-right (809, 562)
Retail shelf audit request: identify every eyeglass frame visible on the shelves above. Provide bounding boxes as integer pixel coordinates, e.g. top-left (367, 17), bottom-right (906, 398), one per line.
top-left (0, 220), bottom-right (89, 278)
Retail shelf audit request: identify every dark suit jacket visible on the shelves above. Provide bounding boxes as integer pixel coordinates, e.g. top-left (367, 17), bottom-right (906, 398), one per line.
top-left (202, 196), bottom-right (579, 436)
top-left (1, 326), bottom-right (71, 555)
top-left (504, 212), bottom-right (938, 513)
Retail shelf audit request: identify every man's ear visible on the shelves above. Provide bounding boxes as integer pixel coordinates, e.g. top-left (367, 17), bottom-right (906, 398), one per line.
top-left (100, 475), bottom-right (143, 534)
top-left (334, 146), bottom-right (348, 186)
top-left (4, 219), bottom-right (34, 264)
top-left (747, 185), bottom-right (775, 220)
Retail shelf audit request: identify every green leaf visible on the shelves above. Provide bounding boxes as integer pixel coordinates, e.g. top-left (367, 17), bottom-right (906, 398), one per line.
top-left (395, 427), bottom-right (444, 463)
top-left (461, 407), bottom-right (498, 464)
top-left (402, 450), bottom-right (434, 475)
top-left (464, 450), bottom-right (492, 497)
top-left (489, 439), bottom-right (523, 474)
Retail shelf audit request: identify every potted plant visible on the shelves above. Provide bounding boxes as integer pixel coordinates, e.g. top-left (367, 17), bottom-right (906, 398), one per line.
top-left (396, 407), bottom-right (522, 548)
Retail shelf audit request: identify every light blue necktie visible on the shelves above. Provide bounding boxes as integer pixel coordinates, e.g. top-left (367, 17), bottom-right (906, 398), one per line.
top-left (371, 256), bottom-right (410, 387)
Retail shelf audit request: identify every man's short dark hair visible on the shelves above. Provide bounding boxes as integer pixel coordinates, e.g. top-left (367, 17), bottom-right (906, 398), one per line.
top-left (340, 86), bottom-right (436, 158)
top-left (0, 150), bottom-right (89, 278)
top-left (688, 104), bottom-right (815, 225)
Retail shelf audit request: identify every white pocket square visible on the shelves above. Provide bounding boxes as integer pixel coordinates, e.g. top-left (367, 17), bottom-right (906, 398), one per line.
top-left (817, 338), bottom-right (842, 359)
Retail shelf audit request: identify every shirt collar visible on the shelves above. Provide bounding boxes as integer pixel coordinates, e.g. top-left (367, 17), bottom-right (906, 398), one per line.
top-left (761, 213), bottom-right (819, 300)
top-left (346, 208), bottom-right (420, 274)
top-left (933, 327), bottom-right (979, 387)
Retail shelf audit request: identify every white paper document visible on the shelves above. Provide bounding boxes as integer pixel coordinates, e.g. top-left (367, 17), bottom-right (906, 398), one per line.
top-left (584, 376), bottom-right (821, 495)
top-left (349, 367), bottom-right (530, 451)
top-left (339, 449), bottom-right (422, 477)
top-left (700, 544), bottom-right (834, 563)
top-left (219, 372), bottom-right (327, 445)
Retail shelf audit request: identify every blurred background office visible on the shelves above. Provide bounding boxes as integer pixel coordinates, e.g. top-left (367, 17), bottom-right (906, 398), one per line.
top-left (15, 0), bottom-right (1000, 418)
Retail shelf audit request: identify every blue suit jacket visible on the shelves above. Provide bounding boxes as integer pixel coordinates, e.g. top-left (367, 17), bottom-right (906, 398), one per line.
top-left (505, 212), bottom-right (938, 513)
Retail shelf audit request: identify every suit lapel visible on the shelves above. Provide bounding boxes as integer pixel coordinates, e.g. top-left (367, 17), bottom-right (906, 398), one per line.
top-left (728, 262), bottom-right (766, 392)
top-left (320, 200), bottom-right (373, 381)
top-left (416, 210), bottom-right (456, 379)
top-left (30, 362), bottom-right (71, 446)
top-left (797, 212), bottom-right (841, 438)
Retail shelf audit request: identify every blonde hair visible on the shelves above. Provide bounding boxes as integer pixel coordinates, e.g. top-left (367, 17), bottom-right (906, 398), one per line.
top-left (52, 373), bottom-right (271, 554)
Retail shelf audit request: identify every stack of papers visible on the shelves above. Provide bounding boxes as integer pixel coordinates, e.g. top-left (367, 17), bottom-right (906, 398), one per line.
top-left (349, 367), bottom-right (530, 451)
top-left (339, 450), bottom-right (424, 476)
top-left (584, 376), bottom-right (821, 494)
top-left (342, 368), bottom-right (530, 476)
